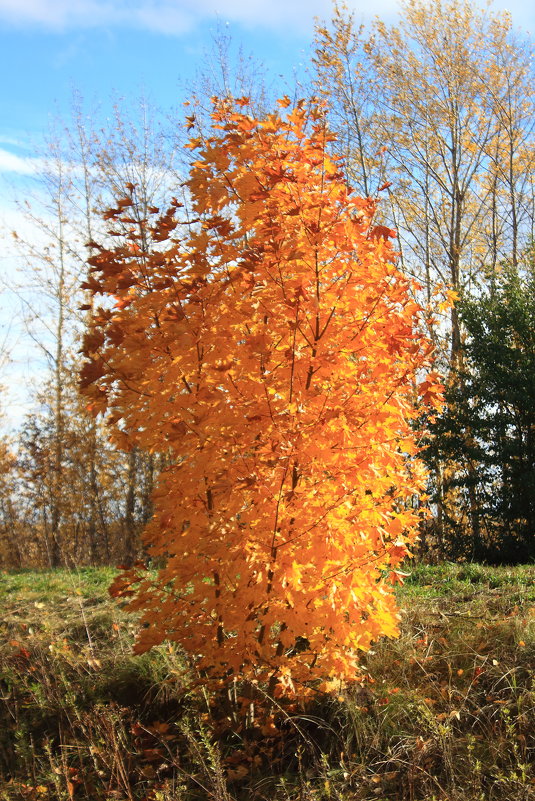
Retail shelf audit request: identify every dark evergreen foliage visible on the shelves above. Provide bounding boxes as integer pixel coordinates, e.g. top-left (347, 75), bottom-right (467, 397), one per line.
top-left (426, 261), bottom-right (535, 563)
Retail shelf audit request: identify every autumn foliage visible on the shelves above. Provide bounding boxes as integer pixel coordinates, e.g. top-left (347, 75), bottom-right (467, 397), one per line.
top-left (81, 97), bottom-right (442, 693)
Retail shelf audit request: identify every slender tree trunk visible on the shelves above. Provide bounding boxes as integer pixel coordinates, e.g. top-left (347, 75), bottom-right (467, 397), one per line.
top-left (50, 195), bottom-right (66, 569)
top-left (123, 447), bottom-right (138, 566)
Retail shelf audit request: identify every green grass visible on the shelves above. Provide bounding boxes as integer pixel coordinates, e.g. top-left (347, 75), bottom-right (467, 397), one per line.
top-left (401, 561), bottom-right (535, 597)
top-left (0, 563), bottom-right (533, 800)
top-left (0, 565), bottom-right (121, 600)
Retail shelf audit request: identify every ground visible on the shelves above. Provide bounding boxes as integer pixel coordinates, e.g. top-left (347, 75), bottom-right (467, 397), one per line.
top-left (0, 563), bottom-right (533, 800)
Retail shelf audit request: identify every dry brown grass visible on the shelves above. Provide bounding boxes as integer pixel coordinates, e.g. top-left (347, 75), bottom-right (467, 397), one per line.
top-left (0, 563), bottom-right (533, 800)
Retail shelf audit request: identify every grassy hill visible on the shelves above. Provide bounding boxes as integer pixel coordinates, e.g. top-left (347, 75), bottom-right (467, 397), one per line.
top-left (0, 563), bottom-right (533, 800)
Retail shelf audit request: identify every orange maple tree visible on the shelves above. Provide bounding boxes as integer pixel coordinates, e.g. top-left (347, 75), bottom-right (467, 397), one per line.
top-left (81, 97), bottom-right (442, 694)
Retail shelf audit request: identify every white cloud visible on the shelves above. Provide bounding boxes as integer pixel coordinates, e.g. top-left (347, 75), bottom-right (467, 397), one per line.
top-left (0, 0), bottom-right (192, 33)
top-left (0, 147), bottom-right (44, 176)
top-left (0, 0), bottom-right (532, 34)
top-left (0, 0), bottom-right (363, 35)
top-left (0, 135), bottom-right (29, 148)
top-left (0, 0), bottom-right (117, 30)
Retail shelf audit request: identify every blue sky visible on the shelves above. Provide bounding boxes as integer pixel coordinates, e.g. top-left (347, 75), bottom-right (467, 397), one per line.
top-left (0, 0), bottom-right (534, 428)
top-left (0, 0), bottom-right (396, 146)
top-left (0, 0), bottom-right (339, 427)
top-left (1, 0), bottom-right (532, 174)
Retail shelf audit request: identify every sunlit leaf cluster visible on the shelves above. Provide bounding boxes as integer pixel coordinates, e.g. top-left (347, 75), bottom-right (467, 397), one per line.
top-left (81, 98), bottom-right (442, 692)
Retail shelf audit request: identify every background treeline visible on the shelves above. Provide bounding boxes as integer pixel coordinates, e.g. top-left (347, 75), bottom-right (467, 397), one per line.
top-left (1, 0), bottom-right (534, 568)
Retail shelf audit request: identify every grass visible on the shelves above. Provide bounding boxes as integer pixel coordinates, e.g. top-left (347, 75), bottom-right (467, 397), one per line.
top-left (0, 565), bottom-right (120, 601)
top-left (0, 562), bottom-right (533, 800)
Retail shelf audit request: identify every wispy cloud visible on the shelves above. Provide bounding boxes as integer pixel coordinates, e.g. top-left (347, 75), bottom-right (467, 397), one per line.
top-left (0, 0), bottom-right (362, 35)
top-left (0, 0), bottom-right (532, 35)
top-left (0, 135), bottom-right (29, 148)
top-left (0, 147), bottom-right (43, 175)
top-left (0, 0), bottom-right (187, 32)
